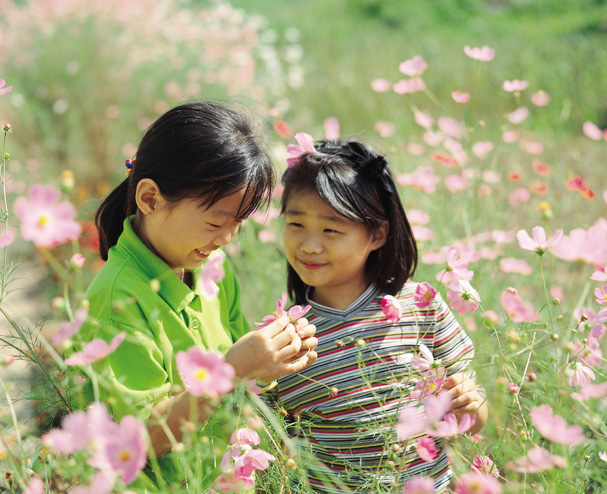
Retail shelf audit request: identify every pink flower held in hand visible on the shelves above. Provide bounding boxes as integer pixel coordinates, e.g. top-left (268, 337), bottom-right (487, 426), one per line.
top-left (52, 306), bottom-right (89, 347)
top-left (381, 295), bottom-right (402, 322)
top-left (516, 226), bottom-right (563, 255)
top-left (255, 292), bottom-right (311, 328)
top-left (413, 282), bottom-right (437, 308)
top-left (177, 348), bottom-right (234, 397)
top-left (201, 251), bottom-right (226, 299)
top-left (447, 280), bottom-right (480, 315)
top-left (402, 476), bottom-right (435, 493)
top-left (14, 184), bottom-right (82, 248)
top-left (286, 132), bottom-right (316, 167)
top-left (65, 332), bottom-right (126, 366)
top-left (472, 455), bottom-right (499, 478)
top-left (530, 405), bottom-right (585, 445)
top-left (454, 471), bottom-right (502, 494)
top-left (463, 45), bottom-right (495, 61)
top-left (595, 285), bottom-right (607, 305)
top-left (415, 437), bottom-right (438, 462)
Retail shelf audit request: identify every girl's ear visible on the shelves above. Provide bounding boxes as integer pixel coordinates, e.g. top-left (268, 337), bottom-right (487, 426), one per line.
top-left (135, 179), bottom-right (163, 215)
top-left (371, 221), bottom-right (389, 250)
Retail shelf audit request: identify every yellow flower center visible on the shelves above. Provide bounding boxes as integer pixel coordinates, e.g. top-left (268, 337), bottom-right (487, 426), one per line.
top-left (119, 450), bottom-right (131, 462)
top-left (38, 215), bottom-right (49, 227)
top-left (195, 368), bottom-right (209, 382)
top-left (424, 292), bottom-right (432, 300)
top-left (427, 383), bottom-right (436, 391)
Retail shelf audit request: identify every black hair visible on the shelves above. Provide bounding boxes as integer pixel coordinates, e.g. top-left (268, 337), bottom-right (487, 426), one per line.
top-left (281, 139), bottom-right (418, 305)
top-left (96, 101), bottom-right (274, 260)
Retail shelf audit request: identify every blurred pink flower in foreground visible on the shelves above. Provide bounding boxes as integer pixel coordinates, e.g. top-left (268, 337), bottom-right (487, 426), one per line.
top-left (502, 79), bottom-right (529, 92)
top-left (201, 252), bottom-right (226, 299)
top-left (0, 231), bottom-right (14, 248)
top-left (381, 295), bottom-right (402, 322)
top-left (255, 292), bottom-right (311, 328)
top-left (463, 45), bottom-right (495, 61)
top-left (454, 471), bottom-right (502, 494)
top-left (552, 220), bottom-right (607, 265)
top-left (52, 307), bottom-right (89, 347)
top-left (592, 266), bottom-right (607, 282)
top-left (583, 121), bottom-right (604, 141)
top-left (413, 282), bottom-right (437, 309)
top-left (397, 166), bottom-right (440, 193)
top-left (447, 280), bottom-right (480, 315)
top-left (396, 392), bottom-right (451, 440)
top-left (530, 405), bottom-right (585, 445)
top-left (415, 437), bottom-right (438, 462)
top-left (516, 226), bottom-right (563, 255)
top-left (501, 288), bottom-right (540, 323)
top-left (65, 332), bottom-right (126, 366)
top-left (411, 343), bottom-right (436, 371)
top-left (595, 285), bottom-right (607, 305)
top-left (506, 445), bottom-right (566, 473)
top-left (0, 78), bottom-right (12, 95)
top-left (451, 91), bottom-right (470, 103)
top-left (399, 55), bottom-right (428, 77)
top-left (571, 382), bottom-right (607, 401)
top-left (177, 348), bottom-right (234, 397)
top-left (472, 141), bottom-right (494, 159)
top-left (472, 455), bottom-right (499, 478)
top-left (402, 475), bottom-right (434, 493)
top-left (14, 184), bottom-right (82, 248)
top-left (24, 477), bottom-right (43, 494)
top-left (286, 132), bottom-right (316, 168)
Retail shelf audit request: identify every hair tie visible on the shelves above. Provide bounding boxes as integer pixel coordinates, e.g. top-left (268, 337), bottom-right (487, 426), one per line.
top-left (361, 155), bottom-right (395, 193)
top-left (125, 159), bottom-right (134, 176)
top-left (286, 132), bottom-right (317, 168)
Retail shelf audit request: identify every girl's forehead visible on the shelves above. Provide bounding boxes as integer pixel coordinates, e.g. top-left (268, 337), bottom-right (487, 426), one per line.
top-left (285, 190), bottom-right (347, 223)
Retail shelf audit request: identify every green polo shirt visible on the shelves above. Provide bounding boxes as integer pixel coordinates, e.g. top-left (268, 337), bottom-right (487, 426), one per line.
top-left (77, 216), bottom-right (250, 421)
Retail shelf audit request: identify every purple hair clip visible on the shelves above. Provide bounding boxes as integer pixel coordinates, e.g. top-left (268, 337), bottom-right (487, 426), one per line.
top-left (286, 132), bottom-right (316, 168)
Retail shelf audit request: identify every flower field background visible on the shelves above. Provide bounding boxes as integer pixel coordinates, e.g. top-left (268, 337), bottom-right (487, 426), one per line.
top-left (1, 0), bottom-right (607, 492)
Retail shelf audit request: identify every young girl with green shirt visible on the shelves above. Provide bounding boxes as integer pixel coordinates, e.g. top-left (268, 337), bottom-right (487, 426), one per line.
top-left (78, 102), bottom-right (318, 457)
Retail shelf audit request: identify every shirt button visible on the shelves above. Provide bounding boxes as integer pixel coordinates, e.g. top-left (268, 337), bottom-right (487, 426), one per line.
top-left (191, 319), bottom-right (201, 329)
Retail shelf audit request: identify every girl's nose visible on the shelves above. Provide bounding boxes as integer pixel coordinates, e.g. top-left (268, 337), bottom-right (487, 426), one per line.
top-left (213, 223), bottom-right (239, 246)
top-left (300, 234), bottom-right (323, 254)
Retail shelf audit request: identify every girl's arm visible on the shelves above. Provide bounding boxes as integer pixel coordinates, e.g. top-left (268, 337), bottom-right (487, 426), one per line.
top-left (442, 372), bottom-right (488, 435)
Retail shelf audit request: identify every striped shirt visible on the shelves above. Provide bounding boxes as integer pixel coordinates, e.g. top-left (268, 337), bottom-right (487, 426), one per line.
top-left (273, 283), bottom-right (475, 493)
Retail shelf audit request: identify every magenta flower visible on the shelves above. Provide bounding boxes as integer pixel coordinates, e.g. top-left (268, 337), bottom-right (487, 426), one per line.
top-left (447, 280), bottom-right (480, 315)
top-left (500, 288), bottom-right (540, 323)
top-left (234, 449), bottom-right (276, 478)
top-left (381, 295), bottom-right (402, 322)
top-left (286, 132), bottom-right (316, 167)
top-left (52, 307), bottom-right (89, 347)
top-left (463, 45), bottom-right (495, 62)
top-left (255, 292), bottom-right (310, 328)
top-left (14, 184), bottom-right (82, 248)
top-left (176, 347), bottom-right (235, 397)
top-left (399, 55), bottom-right (428, 77)
top-left (102, 416), bottom-right (147, 484)
top-left (0, 78), bottom-right (12, 95)
top-left (502, 79), bottom-right (529, 92)
top-left (472, 456), bottom-right (499, 478)
top-left (530, 405), bottom-right (585, 445)
top-left (595, 285), bottom-right (607, 305)
top-left (201, 252), bottom-right (226, 299)
top-left (516, 226), bottom-right (563, 255)
top-left (454, 471), bottom-right (502, 494)
top-left (393, 77), bottom-right (425, 95)
top-left (70, 471), bottom-right (115, 494)
top-left (69, 253), bottom-right (86, 269)
top-left (506, 446), bottom-right (566, 473)
top-left (402, 476), bottom-right (435, 494)
top-left (65, 332), bottom-right (126, 366)
top-left (411, 344), bottom-right (436, 371)
top-left (415, 437), bottom-right (438, 462)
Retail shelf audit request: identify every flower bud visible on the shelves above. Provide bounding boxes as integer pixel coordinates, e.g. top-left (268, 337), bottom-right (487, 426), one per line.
top-left (3, 123), bottom-right (12, 132)
top-left (286, 458), bottom-right (297, 470)
top-left (507, 383), bottom-right (520, 394)
top-left (356, 338), bottom-right (366, 347)
top-left (556, 314), bottom-right (563, 321)
top-left (69, 253), bottom-right (85, 270)
top-left (330, 387), bottom-right (339, 397)
top-left (550, 333), bottom-right (559, 341)
top-left (60, 170), bottom-right (75, 192)
top-left (552, 298), bottom-right (560, 306)
top-left (528, 372), bottom-right (536, 382)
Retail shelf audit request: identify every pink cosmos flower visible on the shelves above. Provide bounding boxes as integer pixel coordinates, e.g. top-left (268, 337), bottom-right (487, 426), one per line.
top-left (531, 90), bottom-right (550, 106)
top-left (370, 78), bottom-right (391, 93)
top-left (408, 209), bottom-right (430, 225)
top-left (530, 405), bottom-right (585, 445)
top-left (472, 141), bottom-right (494, 159)
top-left (323, 117), bottom-right (340, 140)
top-left (65, 332), bottom-right (126, 366)
top-left (437, 117), bottom-right (462, 139)
top-left (451, 91), bottom-right (470, 103)
top-left (24, 477), bottom-right (43, 494)
top-left (396, 392), bottom-right (451, 440)
top-left (0, 231), bottom-right (14, 248)
top-left (250, 207), bottom-right (280, 225)
top-left (255, 292), bottom-right (311, 328)
top-left (412, 225), bottom-right (434, 242)
top-left (415, 437), bottom-right (438, 462)
top-left (0, 78), bottom-right (12, 95)
top-left (508, 187), bottom-right (530, 206)
top-left (591, 266), bottom-right (607, 282)
top-left (402, 476), bottom-right (435, 493)
top-left (381, 295), bottom-right (402, 322)
top-left (70, 471), bottom-right (115, 494)
top-left (201, 251), bottom-right (226, 299)
top-left (445, 174), bottom-right (469, 193)
top-left (230, 428), bottom-right (260, 446)
top-left (571, 382), bottom-right (607, 401)
top-left (103, 416), bottom-right (147, 484)
top-left (551, 221), bottom-right (607, 265)
top-left (414, 110), bottom-right (434, 128)
top-left (393, 77), bottom-right (425, 94)
top-left (399, 55), bottom-right (428, 77)
top-left (454, 471), bottom-right (502, 494)
top-left (428, 412), bottom-right (475, 438)
top-left (472, 455), bottom-right (499, 478)
top-left (463, 45), bottom-right (495, 62)
top-left (567, 361), bottom-right (595, 387)
top-left (437, 247), bottom-right (474, 284)
top-left (245, 380), bottom-right (262, 396)
top-left (595, 285), bottom-right (607, 305)
top-left (214, 471), bottom-right (249, 493)
top-left (374, 120), bottom-right (395, 138)
top-left (500, 288), bottom-right (540, 323)
top-left (507, 106), bottom-right (530, 124)
top-left (583, 121), bottom-right (604, 141)
top-left (52, 306), bottom-right (89, 347)
top-left (411, 344), bottom-right (436, 371)
top-left (410, 368), bottom-right (448, 400)
top-left (257, 230), bottom-right (277, 244)
top-left (499, 257), bottom-right (532, 275)
top-left (397, 166), bottom-right (440, 193)
top-left (506, 445), bottom-right (566, 473)
top-left (516, 226), bottom-right (563, 254)
top-left (286, 132), bottom-right (316, 167)
top-left (447, 280), bottom-right (480, 315)
top-left (69, 253), bottom-right (86, 269)
top-left (176, 347), bottom-right (235, 397)
top-left (413, 282), bottom-right (437, 309)
top-left (14, 184), bottom-right (82, 247)
top-left (502, 79), bottom-right (529, 92)
top-left (233, 449), bottom-right (276, 478)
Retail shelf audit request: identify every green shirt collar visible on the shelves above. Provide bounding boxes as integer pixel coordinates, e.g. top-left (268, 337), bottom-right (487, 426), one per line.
top-left (113, 216), bottom-right (204, 312)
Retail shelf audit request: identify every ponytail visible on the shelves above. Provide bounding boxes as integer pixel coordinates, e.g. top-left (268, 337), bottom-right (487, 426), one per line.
top-left (95, 179), bottom-right (136, 261)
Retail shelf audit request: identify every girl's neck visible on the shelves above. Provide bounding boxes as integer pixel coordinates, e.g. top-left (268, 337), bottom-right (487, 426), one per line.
top-left (310, 279), bottom-right (371, 311)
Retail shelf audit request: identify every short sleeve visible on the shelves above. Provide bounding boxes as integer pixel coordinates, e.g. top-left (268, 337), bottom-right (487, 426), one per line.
top-left (430, 292), bottom-right (475, 376)
top-left (217, 259), bottom-right (251, 343)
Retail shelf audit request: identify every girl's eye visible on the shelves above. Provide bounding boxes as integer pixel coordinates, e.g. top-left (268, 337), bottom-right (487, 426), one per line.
top-left (288, 222), bottom-right (303, 228)
top-left (208, 223), bottom-right (221, 229)
top-left (324, 229), bottom-right (341, 235)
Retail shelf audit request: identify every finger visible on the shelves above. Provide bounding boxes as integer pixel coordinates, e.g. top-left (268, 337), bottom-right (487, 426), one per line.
top-left (272, 323), bottom-right (300, 349)
top-left (275, 332), bottom-right (302, 361)
top-left (292, 318), bottom-right (308, 335)
top-left (260, 315), bottom-right (290, 338)
top-left (280, 351), bottom-right (319, 374)
top-left (296, 322), bottom-right (316, 339)
top-left (300, 336), bottom-right (318, 353)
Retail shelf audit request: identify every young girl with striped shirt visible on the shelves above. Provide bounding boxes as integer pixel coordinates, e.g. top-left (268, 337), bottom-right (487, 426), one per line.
top-left (273, 135), bottom-right (488, 493)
